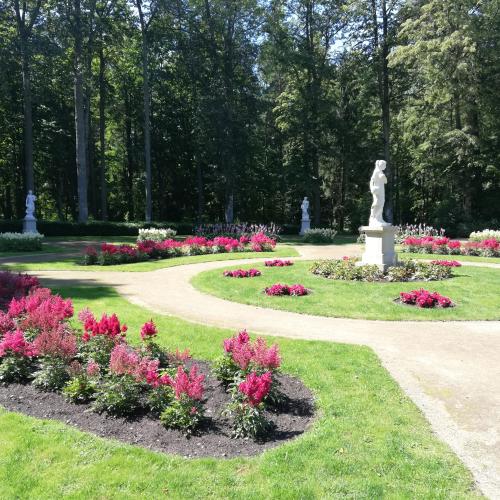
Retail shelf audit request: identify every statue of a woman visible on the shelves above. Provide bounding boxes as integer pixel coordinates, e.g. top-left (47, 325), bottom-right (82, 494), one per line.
top-left (301, 197), bottom-right (310, 220)
top-left (25, 190), bottom-right (37, 219)
top-left (369, 160), bottom-right (388, 226)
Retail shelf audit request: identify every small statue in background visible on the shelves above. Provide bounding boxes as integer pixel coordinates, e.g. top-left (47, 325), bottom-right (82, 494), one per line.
top-left (369, 160), bottom-right (388, 226)
top-left (25, 190), bottom-right (37, 219)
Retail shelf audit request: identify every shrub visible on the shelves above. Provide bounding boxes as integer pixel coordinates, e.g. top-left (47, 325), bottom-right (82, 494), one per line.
top-left (137, 227), bottom-right (177, 242)
top-left (265, 284), bottom-right (309, 296)
top-left (469, 229), bottom-right (500, 242)
top-left (0, 232), bottom-right (43, 252)
top-left (223, 268), bottom-right (261, 278)
top-left (399, 289), bottom-right (453, 308)
top-left (302, 228), bottom-right (337, 244)
top-left (33, 358), bottom-right (70, 391)
top-left (63, 374), bottom-right (97, 403)
top-left (0, 330), bottom-right (37, 382)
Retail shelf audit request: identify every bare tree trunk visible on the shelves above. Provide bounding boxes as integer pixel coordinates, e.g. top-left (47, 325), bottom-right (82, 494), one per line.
top-left (99, 47), bottom-right (108, 220)
top-left (74, 0), bottom-right (88, 222)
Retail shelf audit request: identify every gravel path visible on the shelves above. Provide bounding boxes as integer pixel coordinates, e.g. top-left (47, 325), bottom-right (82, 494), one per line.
top-left (22, 244), bottom-right (500, 498)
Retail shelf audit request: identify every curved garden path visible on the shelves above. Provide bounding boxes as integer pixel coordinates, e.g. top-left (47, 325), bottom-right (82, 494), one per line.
top-left (27, 244), bottom-right (500, 499)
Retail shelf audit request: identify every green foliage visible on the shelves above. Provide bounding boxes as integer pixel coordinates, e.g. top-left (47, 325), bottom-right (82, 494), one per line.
top-left (62, 375), bottom-right (97, 403)
top-left (147, 384), bottom-right (175, 416)
top-left (32, 359), bottom-right (70, 392)
top-left (302, 228), bottom-right (337, 244)
top-left (223, 399), bottom-right (273, 440)
top-left (159, 397), bottom-right (204, 436)
top-left (212, 355), bottom-right (240, 387)
top-left (0, 356), bottom-right (33, 383)
top-left (92, 375), bottom-right (143, 416)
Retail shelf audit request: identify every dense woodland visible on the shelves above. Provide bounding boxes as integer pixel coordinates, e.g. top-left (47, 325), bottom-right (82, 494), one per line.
top-left (0, 0), bottom-right (499, 232)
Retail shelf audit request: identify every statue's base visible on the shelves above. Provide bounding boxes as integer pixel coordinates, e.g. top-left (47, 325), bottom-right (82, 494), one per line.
top-left (23, 217), bottom-right (38, 234)
top-left (359, 225), bottom-right (398, 270)
top-left (299, 218), bottom-right (311, 236)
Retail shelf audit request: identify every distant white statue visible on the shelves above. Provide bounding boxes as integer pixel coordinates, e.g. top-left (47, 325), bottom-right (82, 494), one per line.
top-left (25, 190), bottom-right (37, 220)
top-left (369, 160), bottom-right (388, 226)
top-left (301, 197), bottom-right (310, 221)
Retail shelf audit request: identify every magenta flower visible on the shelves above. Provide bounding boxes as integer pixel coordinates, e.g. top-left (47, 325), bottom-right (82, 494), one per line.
top-left (140, 320), bottom-right (158, 340)
top-left (238, 371), bottom-right (273, 406)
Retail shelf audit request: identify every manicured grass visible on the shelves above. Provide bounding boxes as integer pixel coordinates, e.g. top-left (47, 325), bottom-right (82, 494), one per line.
top-left (0, 243), bottom-right (67, 258)
top-left (0, 285), bottom-right (479, 498)
top-left (192, 261), bottom-right (500, 321)
top-left (399, 252), bottom-right (500, 265)
top-left (0, 245), bottom-right (299, 272)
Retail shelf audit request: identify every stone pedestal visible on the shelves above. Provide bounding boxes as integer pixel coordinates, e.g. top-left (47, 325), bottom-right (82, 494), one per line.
top-left (300, 218), bottom-right (310, 236)
top-left (23, 217), bottom-right (37, 234)
top-left (360, 225), bottom-right (397, 270)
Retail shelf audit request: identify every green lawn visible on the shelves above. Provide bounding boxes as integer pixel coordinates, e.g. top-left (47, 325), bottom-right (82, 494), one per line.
top-left (399, 252), bottom-right (500, 265)
top-left (0, 245), bottom-right (299, 272)
top-left (0, 243), bottom-right (67, 258)
top-left (192, 261), bottom-right (500, 321)
top-left (0, 285), bottom-right (479, 498)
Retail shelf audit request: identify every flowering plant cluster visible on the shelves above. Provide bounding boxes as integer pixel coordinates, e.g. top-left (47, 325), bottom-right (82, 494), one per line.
top-left (359, 223), bottom-right (445, 244)
top-left (83, 232), bottom-right (277, 266)
top-left (265, 283), bottom-right (309, 296)
top-left (0, 231), bottom-right (44, 252)
top-left (401, 236), bottom-right (500, 258)
top-left (215, 330), bottom-right (281, 439)
top-left (0, 271), bottom-right (39, 309)
top-left (137, 227), bottom-right (177, 242)
top-left (223, 268), bottom-right (261, 278)
top-left (399, 289), bottom-right (453, 308)
top-left (469, 229), bottom-right (500, 242)
top-left (310, 258), bottom-right (453, 282)
top-left (265, 259), bottom-right (293, 267)
top-left (302, 228), bottom-right (337, 243)
top-left (430, 260), bottom-right (462, 267)
top-left (194, 222), bottom-right (282, 240)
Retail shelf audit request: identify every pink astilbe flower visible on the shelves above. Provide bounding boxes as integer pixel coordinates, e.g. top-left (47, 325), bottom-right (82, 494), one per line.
top-left (238, 371), bottom-right (272, 406)
top-left (33, 324), bottom-right (78, 359)
top-left (250, 232), bottom-right (276, 252)
top-left (0, 311), bottom-right (15, 337)
top-left (86, 361), bottom-right (101, 377)
top-left (223, 330), bottom-right (250, 353)
top-left (252, 338), bottom-right (281, 370)
top-left (172, 364), bottom-right (205, 400)
top-left (140, 320), bottom-right (158, 340)
top-left (168, 348), bottom-right (191, 366)
top-left (109, 344), bottom-right (140, 376)
top-left (0, 271), bottom-right (39, 309)
top-left (81, 312), bottom-right (127, 342)
top-left (430, 260), bottom-right (462, 267)
top-left (399, 289), bottom-right (452, 308)
top-left (265, 283), bottom-right (309, 296)
top-left (0, 329), bottom-right (37, 358)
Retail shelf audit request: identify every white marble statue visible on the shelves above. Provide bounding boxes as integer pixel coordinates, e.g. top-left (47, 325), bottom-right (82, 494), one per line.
top-left (25, 190), bottom-right (37, 220)
top-left (369, 160), bottom-right (388, 226)
top-left (301, 197), bottom-right (310, 220)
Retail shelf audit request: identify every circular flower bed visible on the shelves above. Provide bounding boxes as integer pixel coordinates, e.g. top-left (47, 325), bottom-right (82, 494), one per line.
top-left (398, 289), bottom-right (453, 308)
top-left (265, 259), bottom-right (294, 267)
top-left (265, 284), bottom-right (309, 296)
top-left (223, 269), bottom-right (261, 278)
top-left (310, 258), bottom-right (454, 282)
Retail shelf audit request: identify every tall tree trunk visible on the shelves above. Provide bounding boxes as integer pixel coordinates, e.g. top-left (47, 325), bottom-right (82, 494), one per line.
top-left (20, 38), bottom-right (34, 193)
top-left (124, 89), bottom-right (135, 219)
top-left (74, 0), bottom-right (88, 222)
top-left (141, 35), bottom-right (152, 222)
top-left (196, 158), bottom-right (204, 223)
top-left (99, 47), bottom-right (108, 220)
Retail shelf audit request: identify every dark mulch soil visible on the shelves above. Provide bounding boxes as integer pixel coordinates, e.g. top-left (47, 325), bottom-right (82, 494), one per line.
top-left (0, 361), bottom-right (315, 458)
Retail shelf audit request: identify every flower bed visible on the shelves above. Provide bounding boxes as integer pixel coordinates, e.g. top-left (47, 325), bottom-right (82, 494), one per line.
top-left (401, 236), bottom-right (500, 258)
top-left (430, 260), bottom-right (462, 267)
top-left (223, 269), bottom-right (261, 278)
top-left (137, 227), bottom-right (177, 242)
top-left (83, 232), bottom-right (276, 266)
top-left (310, 258), bottom-right (453, 282)
top-left (0, 232), bottom-right (44, 252)
top-left (265, 259), bottom-right (294, 267)
top-left (469, 229), bottom-right (500, 242)
top-left (398, 289), bottom-right (453, 308)
top-left (194, 223), bottom-right (282, 240)
top-left (265, 284), bottom-right (309, 296)
top-left (0, 273), bottom-right (313, 449)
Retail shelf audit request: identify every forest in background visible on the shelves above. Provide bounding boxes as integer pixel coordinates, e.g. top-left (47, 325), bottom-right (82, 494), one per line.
top-left (0, 0), bottom-right (499, 233)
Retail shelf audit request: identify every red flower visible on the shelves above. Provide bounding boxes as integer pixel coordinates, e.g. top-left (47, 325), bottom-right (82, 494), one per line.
top-left (140, 320), bottom-right (158, 340)
top-left (0, 329), bottom-right (37, 358)
top-left (238, 371), bottom-right (273, 406)
top-left (172, 365), bottom-right (204, 400)
top-left (33, 324), bottom-right (78, 359)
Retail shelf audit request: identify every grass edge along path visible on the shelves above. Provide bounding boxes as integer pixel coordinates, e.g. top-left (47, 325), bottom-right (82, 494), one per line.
top-left (0, 286), bottom-right (480, 499)
top-left (192, 261), bottom-right (500, 321)
top-left (0, 245), bottom-right (299, 272)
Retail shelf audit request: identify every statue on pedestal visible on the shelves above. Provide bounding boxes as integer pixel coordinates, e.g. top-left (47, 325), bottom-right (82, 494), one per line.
top-left (369, 160), bottom-right (389, 226)
top-left (301, 197), bottom-right (310, 221)
top-left (25, 190), bottom-right (37, 220)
